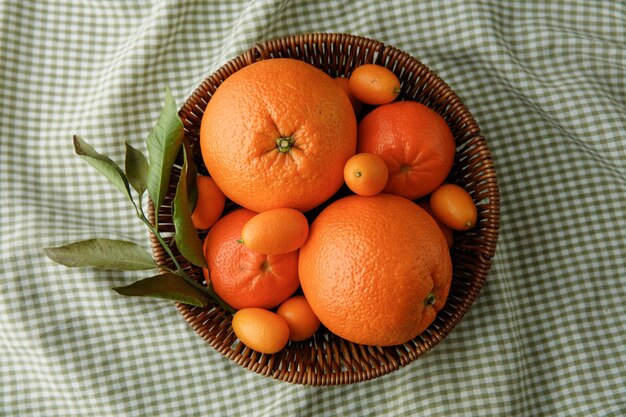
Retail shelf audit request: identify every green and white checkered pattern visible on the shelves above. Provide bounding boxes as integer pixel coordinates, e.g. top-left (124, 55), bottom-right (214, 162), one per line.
top-left (1, 1), bottom-right (624, 415)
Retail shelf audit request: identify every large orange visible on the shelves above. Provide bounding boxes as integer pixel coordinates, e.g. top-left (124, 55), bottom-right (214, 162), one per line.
top-left (202, 208), bottom-right (300, 310)
top-left (299, 194), bottom-right (452, 346)
top-left (357, 101), bottom-right (455, 200)
top-left (200, 58), bottom-right (357, 213)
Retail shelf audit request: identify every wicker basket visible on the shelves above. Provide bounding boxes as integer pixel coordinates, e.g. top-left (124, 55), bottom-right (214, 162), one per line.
top-left (149, 33), bottom-right (500, 385)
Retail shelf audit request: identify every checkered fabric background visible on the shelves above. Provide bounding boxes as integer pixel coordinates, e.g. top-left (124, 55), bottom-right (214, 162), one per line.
top-left (1, 1), bottom-right (624, 416)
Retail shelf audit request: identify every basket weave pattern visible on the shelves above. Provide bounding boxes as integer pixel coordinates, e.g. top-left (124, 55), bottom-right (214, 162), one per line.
top-left (149, 33), bottom-right (500, 385)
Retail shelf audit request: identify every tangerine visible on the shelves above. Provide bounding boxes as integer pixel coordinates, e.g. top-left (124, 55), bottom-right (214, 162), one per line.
top-left (200, 58), bottom-right (357, 212)
top-left (299, 194), bottom-right (452, 346)
top-left (357, 101), bottom-right (455, 199)
top-left (191, 175), bottom-right (226, 230)
top-left (202, 208), bottom-right (299, 310)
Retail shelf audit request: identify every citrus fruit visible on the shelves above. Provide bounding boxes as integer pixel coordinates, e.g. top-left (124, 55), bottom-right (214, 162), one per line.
top-left (232, 308), bottom-right (290, 354)
top-left (343, 152), bottom-right (389, 196)
top-left (241, 208), bottom-right (309, 255)
top-left (332, 76), bottom-right (362, 115)
top-left (299, 194), bottom-right (452, 346)
top-left (349, 64), bottom-right (400, 105)
top-left (429, 183), bottom-right (477, 231)
top-left (417, 200), bottom-right (454, 248)
top-left (202, 208), bottom-right (299, 310)
top-left (200, 58), bottom-right (357, 213)
top-left (276, 295), bottom-right (321, 342)
top-left (357, 101), bottom-right (455, 200)
top-left (191, 175), bottom-right (226, 230)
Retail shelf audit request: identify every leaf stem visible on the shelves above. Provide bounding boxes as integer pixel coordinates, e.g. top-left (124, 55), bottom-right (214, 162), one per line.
top-left (138, 213), bottom-right (185, 273)
top-left (136, 194), bottom-right (144, 217)
top-left (193, 279), bottom-right (236, 314)
top-left (138, 211), bottom-right (235, 314)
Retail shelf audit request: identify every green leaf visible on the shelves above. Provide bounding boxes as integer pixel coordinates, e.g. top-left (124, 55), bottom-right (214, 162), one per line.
top-left (125, 142), bottom-right (149, 196)
top-left (146, 87), bottom-right (184, 211)
top-left (172, 145), bottom-right (208, 268)
top-left (183, 139), bottom-right (198, 213)
top-left (73, 136), bottom-right (133, 203)
top-left (43, 238), bottom-right (155, 271)
top-left (112, 272), bottom-right (210, 307)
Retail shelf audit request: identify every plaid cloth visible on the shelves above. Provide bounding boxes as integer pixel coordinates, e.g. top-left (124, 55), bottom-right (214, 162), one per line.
top-left (1, 1), bottom-right (624, 416)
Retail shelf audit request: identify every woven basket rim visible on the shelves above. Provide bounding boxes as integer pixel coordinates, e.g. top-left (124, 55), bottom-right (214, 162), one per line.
top-left (150, 32), bottom-right (500, 386)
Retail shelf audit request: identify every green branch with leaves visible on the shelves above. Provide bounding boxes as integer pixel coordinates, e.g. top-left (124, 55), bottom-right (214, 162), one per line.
top-left (43, 87), bottom-right (235, 314)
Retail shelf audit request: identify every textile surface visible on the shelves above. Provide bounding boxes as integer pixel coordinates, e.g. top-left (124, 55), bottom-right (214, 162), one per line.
top-left (1, 1), bottom-right (624, 416)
